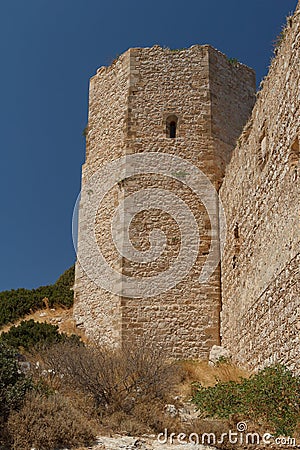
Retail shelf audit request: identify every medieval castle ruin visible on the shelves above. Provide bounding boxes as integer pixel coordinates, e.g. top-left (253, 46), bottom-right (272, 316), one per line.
top-left (74, 1), bottom-right (299, 371)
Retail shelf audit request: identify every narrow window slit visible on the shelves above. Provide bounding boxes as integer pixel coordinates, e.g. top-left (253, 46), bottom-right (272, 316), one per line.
top-left (166, 115), bottom-right (178, 138)
top-left (169, 121), bottom-right (176, 138)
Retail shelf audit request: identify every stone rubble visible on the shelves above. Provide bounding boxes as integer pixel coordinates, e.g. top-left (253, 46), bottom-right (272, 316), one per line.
top-left (89, 435), bottom-right (216, 450)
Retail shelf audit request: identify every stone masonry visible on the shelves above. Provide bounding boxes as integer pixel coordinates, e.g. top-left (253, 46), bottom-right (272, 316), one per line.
top-left (220, 2), bottom-right (300, 371)
top-left (74, 2), bottom-right (300, 368)
top-left (74, 44), bottom-right (255, 358)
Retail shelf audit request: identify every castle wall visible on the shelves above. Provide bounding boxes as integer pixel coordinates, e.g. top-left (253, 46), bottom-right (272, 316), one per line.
top-left (73, 51), bottom-right (131, 346)
top-left (74, 45), bottom-right (255, 357)
top-left (220, 5), bottom-right (300, 370)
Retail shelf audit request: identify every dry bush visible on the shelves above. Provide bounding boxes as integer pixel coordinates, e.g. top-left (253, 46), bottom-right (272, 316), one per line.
top-left (179, 417), bottom-right (235, 450)
top-left (183, 417), bottom-right (230, 436)
top-left (0, 417), bottom-right (11, 449)
top-left (38, 337), bottom-right (180, 415)
top-left (177, 359), bottom-right (250, 397)
top-left (132, 401), bottom-right (182, 433)
top-left (15, 337), bottom-right (184, 439)
top-left (213, 362), bottom-right (250, 384)
top-left (7, 392), bottom-right (96, 450)
top-left (292, 422), bottom-right (300, 446)
top-left (99, 399), bottom-right (183, 435)
top-left (100, 410), bottom-right (149, 436)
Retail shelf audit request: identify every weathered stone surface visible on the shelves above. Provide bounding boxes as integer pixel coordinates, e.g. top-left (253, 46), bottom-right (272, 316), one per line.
top-left (74, 45), bottom-right (255, 358)
top-left (74, 2), bottom-right (300, 369)
top-left (220, 3), bottom-right (300, 371)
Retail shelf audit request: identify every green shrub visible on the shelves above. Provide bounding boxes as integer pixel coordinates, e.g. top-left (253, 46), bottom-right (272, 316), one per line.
top-left (226, 57), bottom-right (239, 66)
top-left (273, 15), bottom-right (293, 53)
top-left (53, 264), bottom-right (75, 291)
top-left (192, 364), bottom-right (300, 436)
top-left (0, 344), bottom-right (32, 420)
top-left (245, 365), bottom-right (300, 435)
top-left (0, 319), bottom-right (80, 351)
top-left (0, 265), bottom-right (75, 327)
top-left (170, 47), bottom-right (187, 52)
top-left (193, 379), bottom-right (246, 419)
top-left (0, 343), bottom-right (32, 448)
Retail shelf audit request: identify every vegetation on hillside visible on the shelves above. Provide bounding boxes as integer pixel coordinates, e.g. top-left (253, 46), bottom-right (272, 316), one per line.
top-left (1, 328), bottom-right (300, 448)
top-left (0, 319), bottom-right (80, 351)
top-left (7, 393), bottom-right (95, 450)
top-left (0, 265), bottom-right (75, 327)
top-left (0, 343), bottom-right (32, 448)
top-left (1, 264), bottom-right (299, 445)
top-left (0, 338), bottom-right (178, 449)
top-left (192, 364), bottom-right (300, 436)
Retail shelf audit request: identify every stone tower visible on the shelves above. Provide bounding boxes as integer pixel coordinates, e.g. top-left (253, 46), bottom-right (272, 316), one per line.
top-left (74, 45), bottom-right (255, 358)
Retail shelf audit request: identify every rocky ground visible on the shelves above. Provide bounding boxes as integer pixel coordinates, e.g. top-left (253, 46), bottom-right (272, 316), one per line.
top-left (80, 433), bottom-right (300, 450)
top-left (78, 402), bottom-right (216, 450)
top-left (83, 435), bottom-right (215, 450)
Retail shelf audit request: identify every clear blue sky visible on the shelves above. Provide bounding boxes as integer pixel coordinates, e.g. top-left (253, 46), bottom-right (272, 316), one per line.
top-left (0, 0), bottom-right (297, 291)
